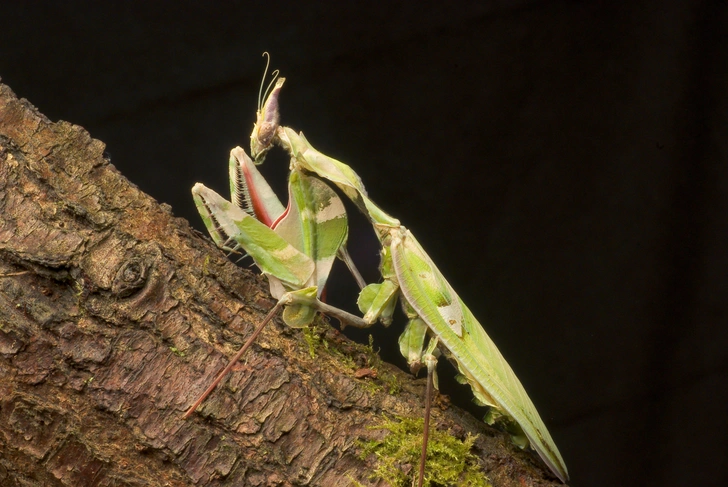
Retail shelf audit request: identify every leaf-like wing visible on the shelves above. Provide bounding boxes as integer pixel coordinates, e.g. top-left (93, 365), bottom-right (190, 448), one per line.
top-left (391, 228), bottom-right (568, 482)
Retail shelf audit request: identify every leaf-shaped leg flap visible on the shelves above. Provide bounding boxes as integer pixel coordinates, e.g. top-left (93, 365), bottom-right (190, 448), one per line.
top-left (280, 287), bottom-right (319, 328)
top-left (398, 305), bottom-right (428, 374)
top-left (358, 280), bottom-right (399, 325)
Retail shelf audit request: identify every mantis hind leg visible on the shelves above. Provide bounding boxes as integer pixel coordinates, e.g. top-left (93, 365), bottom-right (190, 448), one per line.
top-left (416, 338), bottom-right (440, 487)
top-left (418, 352), bottom-right (437, 487)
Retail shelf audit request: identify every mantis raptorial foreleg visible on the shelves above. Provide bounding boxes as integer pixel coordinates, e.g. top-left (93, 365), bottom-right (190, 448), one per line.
top-left (250, 70), bottom-right (569, 484)
top-left (185, 142), bottom-right (372, 419)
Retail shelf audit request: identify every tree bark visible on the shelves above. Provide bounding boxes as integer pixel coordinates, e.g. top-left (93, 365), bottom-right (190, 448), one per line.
top-left (0, 80), bottom-right (564, 487)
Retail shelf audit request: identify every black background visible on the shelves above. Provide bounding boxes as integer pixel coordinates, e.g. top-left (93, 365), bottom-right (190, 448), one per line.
top-left (2, 1), bottom-right (727, 485)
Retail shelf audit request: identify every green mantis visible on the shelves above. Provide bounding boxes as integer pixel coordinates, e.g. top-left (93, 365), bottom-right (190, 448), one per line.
top-left (249, 75), bottom-right (569, 483)
top-left (186, 59), bottom-right (569, 484)
top-left (184, 121), bottom-right (370, 418)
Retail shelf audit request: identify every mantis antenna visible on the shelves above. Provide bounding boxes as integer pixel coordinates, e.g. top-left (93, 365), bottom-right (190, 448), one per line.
top-left (257, 52), bottom-right (280, 114)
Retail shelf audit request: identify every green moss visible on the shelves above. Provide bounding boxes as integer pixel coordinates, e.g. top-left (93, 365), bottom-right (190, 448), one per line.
top-left (327, 333), bottom-right (403, 395)
top-left (358, 416), bottom-right (490, 487)
top-left (303, 324), bottom-right (326, 359)
top-left (301, 322), bottom-right (401, 397)
top-left (364, 335), bottom-right (401, 395)
top-left (169, 346), bottom-right (186, 357)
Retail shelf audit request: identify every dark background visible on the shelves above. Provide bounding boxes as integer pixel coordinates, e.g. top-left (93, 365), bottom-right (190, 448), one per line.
top-left (2, 1), bottom-right (727, 485)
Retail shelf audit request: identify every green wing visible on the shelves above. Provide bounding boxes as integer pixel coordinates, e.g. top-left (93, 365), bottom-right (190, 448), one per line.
top-left (391, 228), bottom-right (568, 482)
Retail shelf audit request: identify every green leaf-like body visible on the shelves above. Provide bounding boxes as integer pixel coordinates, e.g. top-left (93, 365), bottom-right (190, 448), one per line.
top-left (391, 228), bottom-right (568, 482)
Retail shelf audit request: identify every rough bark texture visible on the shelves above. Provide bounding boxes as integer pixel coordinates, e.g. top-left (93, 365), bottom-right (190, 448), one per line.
top-left (0, 80), bottom-right (564, 487)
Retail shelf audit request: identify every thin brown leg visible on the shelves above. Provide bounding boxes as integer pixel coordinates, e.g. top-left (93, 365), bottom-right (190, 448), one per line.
top-left (417, 361), bottom-right (434, 487)
top-left (182, 301), bottom-right (283, 419)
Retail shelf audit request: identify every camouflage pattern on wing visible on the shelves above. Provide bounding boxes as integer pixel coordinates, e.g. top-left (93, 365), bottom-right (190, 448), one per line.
top-left (391, 228), bottom-right (568, 482)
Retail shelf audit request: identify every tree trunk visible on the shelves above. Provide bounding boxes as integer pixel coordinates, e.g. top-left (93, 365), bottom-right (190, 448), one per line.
top-left (0, 80), bottom-right (563, 487)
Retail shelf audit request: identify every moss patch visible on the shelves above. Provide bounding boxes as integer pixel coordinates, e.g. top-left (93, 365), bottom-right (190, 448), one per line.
top-left (359, 416), bottom-right (490, 487)
top-left (302, 324), bottom-right (326, 359)
top-left (306, 323), bottom-right (402, 395)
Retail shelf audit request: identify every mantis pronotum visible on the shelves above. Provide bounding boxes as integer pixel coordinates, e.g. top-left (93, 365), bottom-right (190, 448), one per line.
top-left (186, 58), bottom-right (569, 485)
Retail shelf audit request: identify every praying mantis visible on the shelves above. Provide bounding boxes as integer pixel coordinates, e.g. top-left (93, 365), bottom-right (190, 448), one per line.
top-left (185, 58), bottom-right (569, 484)
top-left (185, 136), bottom-right (371, 417)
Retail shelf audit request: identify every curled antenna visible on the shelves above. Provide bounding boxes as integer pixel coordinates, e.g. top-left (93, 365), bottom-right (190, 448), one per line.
top-left (258, 52), bottom-right (280, 112)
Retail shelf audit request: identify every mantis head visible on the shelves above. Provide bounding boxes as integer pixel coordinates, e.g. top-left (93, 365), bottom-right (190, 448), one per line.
top-left (251, 77), bottom-right (285, 162)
